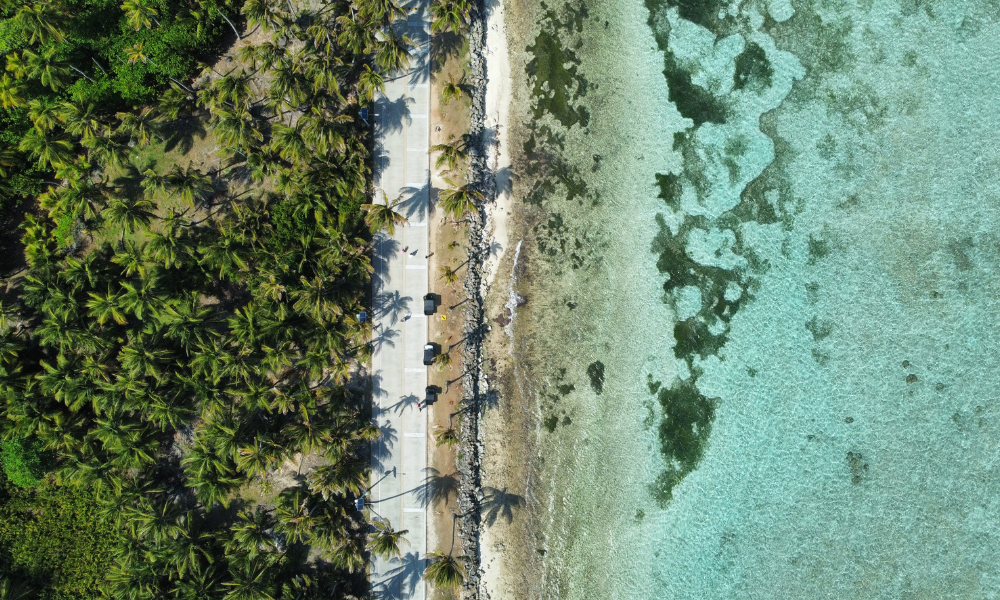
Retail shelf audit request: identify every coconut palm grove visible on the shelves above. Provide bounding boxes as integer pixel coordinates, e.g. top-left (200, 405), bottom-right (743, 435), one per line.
top-left (0, 0), bottom-right (472, 596)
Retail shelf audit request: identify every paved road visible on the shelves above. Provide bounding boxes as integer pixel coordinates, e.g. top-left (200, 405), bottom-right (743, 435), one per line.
top-left (369, 2), bottom-right (431, 599)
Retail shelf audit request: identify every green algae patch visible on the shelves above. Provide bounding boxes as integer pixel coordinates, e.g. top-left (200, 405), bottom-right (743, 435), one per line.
top-left (655, 172), bottom-right (683, 208)
top-left (734, 42), bottom-right (774, 91)
top-left (662, 0), bottom-right (726, 33)
top-left (663, 51), bottom-right (727, 126)
top-left (525, 8), bottom-right (591, 128)
top-left (650, 381), bottom-right (716, 506)
top-left (651, 213), bottom-right (749, 363)
top-left (587, 361), bottom-right (606, 394)
top-left (673, 318), bottom-right (726, 359)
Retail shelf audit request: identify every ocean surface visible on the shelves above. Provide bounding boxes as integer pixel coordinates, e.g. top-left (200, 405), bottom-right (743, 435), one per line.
top-left (487, 0), bottom-right (1000, 598)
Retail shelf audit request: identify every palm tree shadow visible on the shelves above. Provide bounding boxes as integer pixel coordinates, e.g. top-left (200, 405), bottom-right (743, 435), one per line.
top-left (398, 182), bottom-right (430, 222)
top-left (494, 165), bottom-right (514, 197)
top-left (163, 116), bottom-right (207, 155)
top-left (481, 125), bottom-right (498, 154)
top-left (406, 33), bottom-right (431, 86)
top-left (375, 289), bottom-right (412, 325)
top-left (372, 236), bottom-right (401, 296)
top-left (387, 393), bottom-right (420, 415)
top-left (430, 31), bottom-right (463, 72)
top-left (372, 419), bottom-right (398, 474)
top-left (372, 325), bottom-right (400, 352)
top-left (370, 372), bottom-right (389, 400)
top-left (374, 551), bottom-right (425, 599)
top-left (415, 467), bottom-right (459, 508)
top-left (378, 94), bottom-right (413, 135)
top-left (372, 138), bottom-right (390, 183)
top-left (481, 486), bottom-right (526, 527)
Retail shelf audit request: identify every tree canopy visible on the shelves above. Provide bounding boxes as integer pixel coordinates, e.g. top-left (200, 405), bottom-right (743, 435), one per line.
top-left (0, 0), bottom-right (415, 597)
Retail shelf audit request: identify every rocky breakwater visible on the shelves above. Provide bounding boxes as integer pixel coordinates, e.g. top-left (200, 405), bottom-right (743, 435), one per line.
top-left (453, 0), bottom-right (495, 598)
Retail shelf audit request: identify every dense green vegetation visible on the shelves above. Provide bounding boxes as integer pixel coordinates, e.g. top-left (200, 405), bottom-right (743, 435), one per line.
top-left (0, 0), bottom-right (425, 596)
top-left (0, 475), bottom-right (125, 599)
top-left (0, 0), bottom-right (239, 213)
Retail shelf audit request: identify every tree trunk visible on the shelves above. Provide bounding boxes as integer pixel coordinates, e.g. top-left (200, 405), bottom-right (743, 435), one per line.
top-left (68, 65), bottom-right (95, 82)
top-left (168, 77), bottom-right (195, 93)
top-left (218, 10), bottom-right (242, 39)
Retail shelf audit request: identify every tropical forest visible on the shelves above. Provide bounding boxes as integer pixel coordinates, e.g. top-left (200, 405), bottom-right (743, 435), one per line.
top-left (0, 0), bottom-right (425, 596)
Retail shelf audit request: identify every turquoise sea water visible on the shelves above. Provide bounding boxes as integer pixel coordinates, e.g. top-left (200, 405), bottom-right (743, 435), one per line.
top-left (489, 0), bottom-right (1000, 598)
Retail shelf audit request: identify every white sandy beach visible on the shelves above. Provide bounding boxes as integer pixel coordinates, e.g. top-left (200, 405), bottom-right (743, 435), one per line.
top-left (480, 0), bottom-right (512, 291)
top-left (478, 0), bottom-right (512, 596)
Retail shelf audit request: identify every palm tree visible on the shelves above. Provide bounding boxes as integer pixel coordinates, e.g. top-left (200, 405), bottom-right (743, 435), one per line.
top-left (23, 47), bottom-right (69, 91)
top-left (361, 191), bottom-right (408, 235)
top-left (116, 108), bottom-right (162, 146)
top-left (13, 2), bottom-right (66, 45)
top-left (441, 73), bottom-right (464, 104)
top-left (430, 0), bottom-right (471, 34)
top-left (275, 485), bottom-right (315, 544)
top-left (103, 196), bottom-right (156, 239)
top-left (214, 107), bottom-right (264, 152)
top-left (357, 0), bottom-right (407, 24)
top-left (28, 100), bottom-right (60, 131)
top-left (337, 16), bottom-right (376, 55)
top-left (270, 123), bottom-right (309, 162)
top-left (87, 288), bottom-right (128, 325)
top-left (306, 455), bottom-right (367, 499)
top-left (228, 507), bottom-right (279, 556)
top-left (215, 71), bottom-right (254, 107)
top-left (239, 42), bottom-right (284, 72)
top-left (423, 550), bottom-right (465, 589)
top-left (433, 424), bottom-right (459, 448)
top-left (83, 134), bottom-right (129, 174)
top-left (125, 43), bottom-right (150, 65)
top-left (19, 127), bottom-right (73, 169)
top-left (433, 349), bottom-right (452, 370)
top-left (438, 265), bottom-right (460, 287)
top-left (122, 0), bottom-right (160, 30)
top-left (430, 135), bottom-right (468, 171)
top-left (369, 519), bottom-right (408, 559)
top-left (438, 179), bottom-right (483, 220)
top-left (241, 0), bottom-right (284, 32)
top-left (157, 84), bottom-right (196, 120)
top-left (373, 30), bottom-right (413, 74)
top-left (357, 64), bottom-right (385, 102)
top-left (167, 165), bottom-right (214, 207)
top-left (0, 74), bottom-right (27, 109)
top-left (58, 101), bottom-right (105, 142)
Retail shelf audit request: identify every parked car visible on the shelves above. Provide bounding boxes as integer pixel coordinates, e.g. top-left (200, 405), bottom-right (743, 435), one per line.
top-left (423, 342), bottom-right (441, 365)
top-left (424, 293), bottom-right (441, 315)
top-left (424, 385), bottom-right (442, 406)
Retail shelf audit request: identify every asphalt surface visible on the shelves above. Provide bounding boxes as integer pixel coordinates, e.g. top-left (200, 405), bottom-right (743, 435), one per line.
top-left (369, 3), bottom-right (432, 598)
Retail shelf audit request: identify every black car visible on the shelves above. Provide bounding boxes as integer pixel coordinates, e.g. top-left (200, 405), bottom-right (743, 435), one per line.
top-left (423, 293), bottom-right (441, 315)
top-left (424, 385), bottom-right (442, 406)
top-left (422, 342), bottom-right (440, 365)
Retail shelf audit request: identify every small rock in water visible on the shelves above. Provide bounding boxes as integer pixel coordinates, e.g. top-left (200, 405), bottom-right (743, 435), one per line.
top-left (906, 374), bottom-right (918, 383)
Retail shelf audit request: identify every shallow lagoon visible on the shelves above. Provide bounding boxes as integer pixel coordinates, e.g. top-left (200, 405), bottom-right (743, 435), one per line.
top-left (489, 0), bottom-right (1000, 598)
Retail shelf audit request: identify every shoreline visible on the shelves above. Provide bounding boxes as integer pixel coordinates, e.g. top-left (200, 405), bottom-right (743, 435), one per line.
top-left (448, 0), bottom-right (505, 595)
top-left (475, 2), bottom-right (513, 597)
